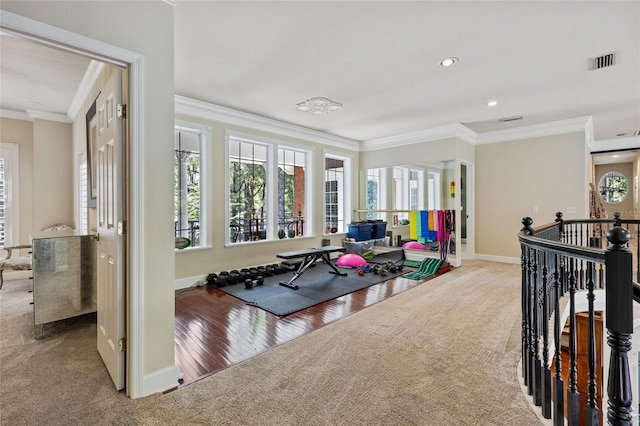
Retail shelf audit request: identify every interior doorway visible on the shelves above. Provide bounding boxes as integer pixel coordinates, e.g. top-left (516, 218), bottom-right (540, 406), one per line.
top-left (1, 14), bottom-right (134, 394)
top-left (460, 161), bottom-right (474, 260)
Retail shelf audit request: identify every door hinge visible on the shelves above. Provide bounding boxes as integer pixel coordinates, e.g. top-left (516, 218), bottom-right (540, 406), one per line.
top-left (117, 220), bottom-right (126, 236)
top-left (118, 337), bottom-right (126, 352)
top-left (90, 233), bottom-right (100, 242)
top-left (117, 103), bottom-right (126, 119)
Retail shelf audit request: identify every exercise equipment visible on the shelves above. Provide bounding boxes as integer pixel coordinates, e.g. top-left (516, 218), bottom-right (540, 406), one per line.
top-left (276, 246), bottom-right (347, 290)
top-left (244, 276), bottom-right (264, 289)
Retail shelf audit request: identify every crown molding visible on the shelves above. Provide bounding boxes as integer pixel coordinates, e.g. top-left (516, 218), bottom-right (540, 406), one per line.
top-left (474, 116), bottom-right (592, 145)
top-left (591, 135), bottom-right (640, 153)
top-left (361, 123), bottom-right (460, 152)
top-left (0, 109), bottom-right (32, 121)
top-left (27, 109), bottom-right (71, 123)
top-left (67, 60), bottom-right (105, 121)
top-left (175, 95), bottom-right (360, 151)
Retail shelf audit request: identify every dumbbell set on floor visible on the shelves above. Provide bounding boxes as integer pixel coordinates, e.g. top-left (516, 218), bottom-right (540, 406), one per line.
top-left (206, 263), bottom-right (288, 287)
top-left (244, 276), bottom-right (264, 289)
top-left (371, 261), bottom-right (403, 276)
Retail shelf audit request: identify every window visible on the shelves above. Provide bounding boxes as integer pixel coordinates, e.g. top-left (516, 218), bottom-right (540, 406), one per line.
top-left (0, 143), bottom-right (19, 247)
top-left (366, 168), bottom-right (385, 220)
top-left (175, 124), bottom-right (209, 248)
top-left (79, 155), bottom-right (88, 234)
top-left (324, 155), bottom-right (351, 233)
top-left (278, 148), bottom-right (307, 238)
top-left (227, 133), bottom-right (312, 243)
top-left (598, 171), bottom-right (629, 204)
top-left (427, 171), bottom-right (441, 210)
top-left (393, 167), bottom-right (409, 222)
top-left (409, 169), bottom-right (423, 211)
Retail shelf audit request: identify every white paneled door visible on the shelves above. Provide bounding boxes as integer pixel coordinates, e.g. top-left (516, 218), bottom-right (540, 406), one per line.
top-left (96, 69), bottom-right (125, 390)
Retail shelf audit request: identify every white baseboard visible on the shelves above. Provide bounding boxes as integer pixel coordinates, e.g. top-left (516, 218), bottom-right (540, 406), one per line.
top-left (142, 364), bottom-right (180, 397)
top-left (474, 254), bottom-right (520, 264)
top-left (4, 270), bottom-right (32, 281)
top-left (175, 274), bottom-right (207, 290)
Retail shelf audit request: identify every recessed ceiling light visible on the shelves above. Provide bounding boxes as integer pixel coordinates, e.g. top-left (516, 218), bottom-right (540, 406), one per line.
top-left (486, 100), bottom-right (498, 107)
top-left (295, 97), bottom-right (342, 115)
top-left (439, 57), bottom-right (458, 67)
top-left (612, 154), bottom-right (620, 158)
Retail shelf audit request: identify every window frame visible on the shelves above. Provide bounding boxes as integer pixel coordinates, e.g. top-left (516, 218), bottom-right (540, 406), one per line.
top-left (323, 152), bottom-right (352, 234)
top-left (174, 121), bottom-right (211, 250)
top-left (0, 143), bottom-right (20, 247)
top-left (225, 131), bottom-right (314, 245)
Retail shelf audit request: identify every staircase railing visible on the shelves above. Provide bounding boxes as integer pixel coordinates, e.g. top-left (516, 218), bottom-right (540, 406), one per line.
top-left (519, 212), bottom-right (638, 425)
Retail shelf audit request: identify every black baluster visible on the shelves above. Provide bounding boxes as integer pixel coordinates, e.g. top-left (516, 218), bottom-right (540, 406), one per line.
top-left (605, 226), bottom-right (633, 425)
top-left (553, 253), bottom-right (565, 426)
top-left (585, 262), bottom-right (600, 425)
top-left (541, 252), bottom-right (552, 418)
top-left (532, 248), bottom-right (542, 406)
top-left (521, 218), bottom-right (533, 387)
top-left (567, 258), bottom-right (580, 425)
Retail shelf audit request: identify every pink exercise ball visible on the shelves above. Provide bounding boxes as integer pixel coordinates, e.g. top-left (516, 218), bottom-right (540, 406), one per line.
top-left (402, 241), bottom-right (426, 250)
top-left (336, 253), bottom-right (368, 267)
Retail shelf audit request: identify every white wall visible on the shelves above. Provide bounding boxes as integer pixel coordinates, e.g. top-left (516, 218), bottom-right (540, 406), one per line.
top-left (32, 119), bottom-right (73, 232)
top-left (475, 132), bottom-right (588, 260)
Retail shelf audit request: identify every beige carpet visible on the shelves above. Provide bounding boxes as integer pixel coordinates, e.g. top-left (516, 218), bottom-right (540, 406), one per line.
top-left (1, 260), bottom-right (542, 426)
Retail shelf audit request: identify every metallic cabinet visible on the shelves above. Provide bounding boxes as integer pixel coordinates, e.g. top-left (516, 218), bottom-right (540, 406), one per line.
top-left (32, 231), bottom-right (97, 338)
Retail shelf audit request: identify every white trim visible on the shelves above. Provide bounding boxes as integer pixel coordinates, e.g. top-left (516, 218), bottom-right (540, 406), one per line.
top-left (175, 95), bottom-right (360, 151)
top-left (26, 109), bottom-right (71, 123)
top-left (174, 121), bottom-right (212, 249)
top-left (361, 123), bottom-right (460, 152)
top-left (0, 109), bottom-right (32, 121)
top-left (0, 142), bottom-right (20, 246)
top-left (474, 253), bottom-right (520, 264)
top-left (67, 60), bottom-right (105, 121)
top-left (175, 274), bottom-right (207, 290)
top-left (591, 135), bottom-right (640, 153)
top-left (474, 116), bottom-right (592, 145)
top-left (142, 364), bottom-right (179, 397)
top-left (0, 10), bottom-right (155, 399)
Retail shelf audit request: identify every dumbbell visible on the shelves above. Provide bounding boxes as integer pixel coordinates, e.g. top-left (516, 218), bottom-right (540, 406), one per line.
top-left (216, 272), bottom-right (230, 287)
top-left (206, 273), bottom-right (227, 288)
top-left (228, 270), bottom-right (241, 284)
top-left (244, 276), bottom-right (264, 289)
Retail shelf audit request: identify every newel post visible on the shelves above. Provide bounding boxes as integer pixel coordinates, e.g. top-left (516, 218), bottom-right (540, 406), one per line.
top-left (521, 217), bottom-right (534, 391)
top-left (605, 226), bottom-right (633, 425)
top-left (555, 212), bottom-right (564, 242)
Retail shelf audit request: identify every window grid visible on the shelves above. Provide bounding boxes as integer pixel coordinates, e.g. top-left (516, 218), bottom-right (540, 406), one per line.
top-left (175, 130), bottom-right (202, 247)
top-left (324, 156), bottom-right (345, 233)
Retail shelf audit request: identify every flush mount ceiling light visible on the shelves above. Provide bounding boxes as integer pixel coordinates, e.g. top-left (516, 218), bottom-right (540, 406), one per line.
top-left (439, 57), bottom-right (458, 67)
top-left (295, 97), bottom-right (342, 115)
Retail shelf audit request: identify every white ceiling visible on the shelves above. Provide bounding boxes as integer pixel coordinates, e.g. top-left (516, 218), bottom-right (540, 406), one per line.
top-left (2, 1), bottom-right (639, 150)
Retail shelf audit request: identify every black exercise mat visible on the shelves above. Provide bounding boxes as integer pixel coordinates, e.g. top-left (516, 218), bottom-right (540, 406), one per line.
top-left (216, 250), bottom-right (407, 316)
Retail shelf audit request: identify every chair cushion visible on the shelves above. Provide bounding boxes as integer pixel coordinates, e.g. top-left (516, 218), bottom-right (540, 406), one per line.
top-left (3, 256), bottom-right (32, 270)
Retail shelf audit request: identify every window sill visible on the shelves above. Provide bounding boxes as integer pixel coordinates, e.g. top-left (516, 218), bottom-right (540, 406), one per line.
top-left (174, 245), bottom-right (211, 253)
top-left (224, 235), bottom-right (315, 248)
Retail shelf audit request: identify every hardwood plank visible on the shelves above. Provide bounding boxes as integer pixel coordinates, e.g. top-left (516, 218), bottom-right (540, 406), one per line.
top-left (174, 263), bottom-right (451, 386)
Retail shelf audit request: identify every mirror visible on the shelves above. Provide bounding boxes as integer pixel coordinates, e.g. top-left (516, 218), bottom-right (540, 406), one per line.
top-left (360, 161), bottom-right (457, 256)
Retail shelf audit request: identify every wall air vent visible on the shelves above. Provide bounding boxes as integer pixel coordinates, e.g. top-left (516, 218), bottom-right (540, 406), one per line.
top-left (590, 52), bottom-right (617, 70)
top-left (498, 116), bottom-right (523, 123)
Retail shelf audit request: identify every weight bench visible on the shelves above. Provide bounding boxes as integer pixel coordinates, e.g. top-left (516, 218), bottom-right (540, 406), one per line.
top-left (276, 245), bottom-right (347, 290)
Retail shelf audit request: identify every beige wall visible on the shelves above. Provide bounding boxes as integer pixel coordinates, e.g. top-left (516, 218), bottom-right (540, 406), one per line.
top-left (1, 1), bottom-right (176, 396)
top-left (173, 115), bottom-right (359, 278)
top-left (0, 117), bottom-right (34, 245)
top-left (33, 119), bottom-right (74, 231)
top-left (475, 132), bottom-right (588, 259)
top-left (595, 162), bottom-right (636, 218)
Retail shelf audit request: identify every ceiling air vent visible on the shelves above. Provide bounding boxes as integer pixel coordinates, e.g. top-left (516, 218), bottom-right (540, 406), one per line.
top-left (498, 116), bottom-right (523, 123)
top-left (590, 52), bottom-right (617, 70)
